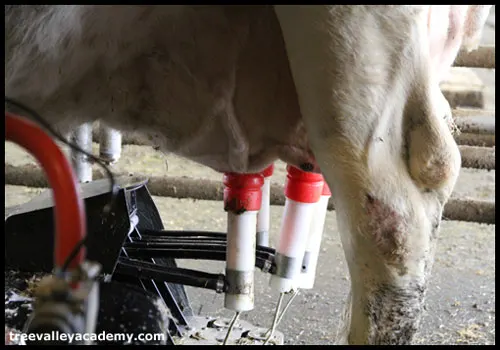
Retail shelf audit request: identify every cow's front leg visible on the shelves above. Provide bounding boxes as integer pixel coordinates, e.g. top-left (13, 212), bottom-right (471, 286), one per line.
top-left (274, 5), bottom-right (461, 344)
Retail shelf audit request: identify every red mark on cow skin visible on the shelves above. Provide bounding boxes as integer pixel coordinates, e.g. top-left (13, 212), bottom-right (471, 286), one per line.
top-left (365, 194), bottom-right (409, 267)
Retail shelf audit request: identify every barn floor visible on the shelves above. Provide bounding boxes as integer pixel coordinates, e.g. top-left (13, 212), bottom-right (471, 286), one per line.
top-left (4, 6), bottom-right (495, 345)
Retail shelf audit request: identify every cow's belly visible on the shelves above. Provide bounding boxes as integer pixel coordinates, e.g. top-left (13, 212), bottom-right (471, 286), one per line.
top-left (5, 5), bottom-right (315, 174)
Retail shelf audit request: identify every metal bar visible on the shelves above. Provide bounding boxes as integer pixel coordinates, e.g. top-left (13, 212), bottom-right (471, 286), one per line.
top-left (154, 281), bottom-right (189, 331)
top-left (443, 198), bottom-right (495, 225)
top-left (452, 108), bottom-right (495, 119)
top-left (116, 249), bottom-right (183, 337)
top-left (454, 116), bottom-right (495, 135)
top-left (459, 145), bottom-right (495, 170)
top-left (455, 133), bottom-right (495, 147)
top-left (126, 227), bottom-right (189, 331)
top-left (453, 45), bottom-right (495, 69)
top-left (5, 164), bottom-right (495, 224)
top-left (452, 109), bottom-right (495, 146)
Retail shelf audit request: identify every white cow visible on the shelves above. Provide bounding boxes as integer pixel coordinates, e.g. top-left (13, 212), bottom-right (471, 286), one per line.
top-left (4, 5), bottom-right (492, 344)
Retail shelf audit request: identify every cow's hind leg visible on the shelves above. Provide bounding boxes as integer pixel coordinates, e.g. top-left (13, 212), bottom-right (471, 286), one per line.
top-left (274, 5), bottom-right (461, 344)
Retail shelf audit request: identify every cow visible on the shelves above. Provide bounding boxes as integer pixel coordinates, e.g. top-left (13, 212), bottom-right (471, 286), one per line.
top-left (5, 5), bottom-right (492, 344)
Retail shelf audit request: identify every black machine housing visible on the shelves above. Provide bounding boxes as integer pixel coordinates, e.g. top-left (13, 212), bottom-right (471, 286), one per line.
top-left (5, 176), bottom-right (280, 345)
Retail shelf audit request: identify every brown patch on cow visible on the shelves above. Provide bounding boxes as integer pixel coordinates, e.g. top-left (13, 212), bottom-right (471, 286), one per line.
top-left (365, 194), bottom-right (409, 270)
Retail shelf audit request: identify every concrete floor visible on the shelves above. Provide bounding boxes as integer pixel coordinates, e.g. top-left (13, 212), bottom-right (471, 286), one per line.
top-left (4, 6), bottom-right (495, 345)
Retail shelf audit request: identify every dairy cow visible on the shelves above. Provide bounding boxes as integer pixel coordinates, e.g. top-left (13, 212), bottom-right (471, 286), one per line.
top-left (5, 5), bottom-right (492, 344)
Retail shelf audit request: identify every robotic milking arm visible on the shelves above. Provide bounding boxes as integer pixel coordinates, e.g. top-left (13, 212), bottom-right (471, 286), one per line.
top-left (6, 110), bottom-right (331, 345)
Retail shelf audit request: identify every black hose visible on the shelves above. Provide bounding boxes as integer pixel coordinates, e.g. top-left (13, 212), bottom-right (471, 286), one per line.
top-left (115, 257), bottom-right (225, 293)
top-left (143, 230), bottom-right (227, 238)
top-left (122, 248), bottom-right (275, 272)
top-left (136, 231), bottom-right (277, 254)
top-left (127, 242), bottom-right (229, 250)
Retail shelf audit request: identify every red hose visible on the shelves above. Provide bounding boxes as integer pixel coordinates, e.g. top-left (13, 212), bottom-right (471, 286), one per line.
top-left (5, 112), bottom-right (86, 271)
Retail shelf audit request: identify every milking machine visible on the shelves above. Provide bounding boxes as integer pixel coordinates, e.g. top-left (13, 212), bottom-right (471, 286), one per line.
top-left (69, 123), bottom-right (94, 183)
top-left (5, 108), bottom-right (332, 345)
top-left (98, 124), bottom-right (122, 165)
top-left (69, 123), bottom-right (123, 183)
